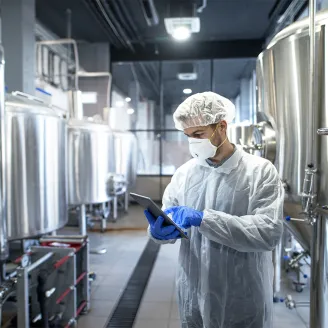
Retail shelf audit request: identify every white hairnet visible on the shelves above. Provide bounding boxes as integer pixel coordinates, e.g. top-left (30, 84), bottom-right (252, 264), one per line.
top-left (173, 92), bottom-right (236, 131)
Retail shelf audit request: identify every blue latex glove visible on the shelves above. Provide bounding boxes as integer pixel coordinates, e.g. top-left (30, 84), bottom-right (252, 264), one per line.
top-left (164, 206), bottom-right (204, 228)
top-left (144, 210), bottom-right (181, 240)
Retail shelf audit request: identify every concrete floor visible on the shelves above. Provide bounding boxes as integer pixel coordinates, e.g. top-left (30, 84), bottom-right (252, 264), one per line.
top-left (77, 205), bottom-right (310, 328)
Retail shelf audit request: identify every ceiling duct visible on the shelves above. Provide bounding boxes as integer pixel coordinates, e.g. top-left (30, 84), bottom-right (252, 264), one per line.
top-left (139, 0), bottom-right (159, 26)
top-left (177, 63), bottom-right (197, 80)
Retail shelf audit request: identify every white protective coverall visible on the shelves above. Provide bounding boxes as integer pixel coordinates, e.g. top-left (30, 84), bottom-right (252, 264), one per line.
top-left (149, 145), bottom-right (284, 328)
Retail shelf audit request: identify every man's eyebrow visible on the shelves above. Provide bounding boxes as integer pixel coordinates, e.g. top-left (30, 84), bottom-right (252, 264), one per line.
top-left (184, 130), bottom-right (203, 137)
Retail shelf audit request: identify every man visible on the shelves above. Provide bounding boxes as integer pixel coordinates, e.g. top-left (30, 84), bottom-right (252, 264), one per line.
top-left (144, 92), bottom-right (284, 328)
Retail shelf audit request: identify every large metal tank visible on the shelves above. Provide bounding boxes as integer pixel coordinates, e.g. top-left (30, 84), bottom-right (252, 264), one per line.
top-left (6, 92), bottom-right (67, 240)
top-left (227, 123), bottom-right (264, 157)
top-left (227, 124), bottom-right (254, 146)
top-left (256, 10), bottom-right (328, 252)
top-left (113, 131), bottom-right (138, 188)
top-left (68, 118), bottom-right (115, 205)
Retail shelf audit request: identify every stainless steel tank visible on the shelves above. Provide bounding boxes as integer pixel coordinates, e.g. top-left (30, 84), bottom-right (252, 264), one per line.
top-left (113, 131), bottom-right (138, 188)
top-left (227, 124), bottom-right (264, 157)
top-left (68, 118), bottom-right (115, 205)
top-left (227, 124), bottom-right (254, 147)
top-left (6, 92), bottom-right (68, 240)
top-left (256, 10), bottom-right (328, 252)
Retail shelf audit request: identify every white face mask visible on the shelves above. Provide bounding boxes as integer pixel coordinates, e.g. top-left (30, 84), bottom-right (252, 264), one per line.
top-left (188, 124), bottom-right (227, 160)
top-left (188, 138), bottom-right (218, 160)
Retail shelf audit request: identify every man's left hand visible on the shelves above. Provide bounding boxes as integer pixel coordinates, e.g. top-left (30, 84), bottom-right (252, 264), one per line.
top-left (164, 206), bottom-right (203, 229)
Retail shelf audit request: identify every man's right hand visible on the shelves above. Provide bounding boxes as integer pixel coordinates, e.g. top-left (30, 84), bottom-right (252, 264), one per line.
top-left (144, 210), bottom-right (181, 240)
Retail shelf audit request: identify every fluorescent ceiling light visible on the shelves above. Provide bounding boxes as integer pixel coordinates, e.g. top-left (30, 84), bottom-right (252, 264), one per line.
top-left (115, 101), bottom-right (124, 107)
top-left (125, 97), bottom-right (131, 102)
top-left (172, 26), bottom-right (191, 41)
top-left (127, 108), bottom-right (135, 115)
top-left (183, 88), bottom-right (192, 95)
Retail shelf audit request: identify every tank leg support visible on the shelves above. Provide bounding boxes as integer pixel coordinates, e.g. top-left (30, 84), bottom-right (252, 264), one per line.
top-left (124, 191), bottom-right (129, 213)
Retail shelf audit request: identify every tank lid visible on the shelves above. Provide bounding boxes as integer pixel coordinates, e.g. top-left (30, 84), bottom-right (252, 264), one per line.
top-left (6, 91), bottom-right (61, 117)
top-left (267, 9), bottom-right (328, 49)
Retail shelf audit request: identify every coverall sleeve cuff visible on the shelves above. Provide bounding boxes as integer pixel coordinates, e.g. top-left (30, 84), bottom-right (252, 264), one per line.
top-left (198, 209), bottom-right (225, 236)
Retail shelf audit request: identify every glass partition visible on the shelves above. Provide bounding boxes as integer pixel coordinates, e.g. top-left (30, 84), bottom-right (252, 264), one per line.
top-left (111, 58), bottom-right (256, 180)
top-left (134, 131), bottom-right (160, 175)
top-left (161, 131), bottom-right (190, 175)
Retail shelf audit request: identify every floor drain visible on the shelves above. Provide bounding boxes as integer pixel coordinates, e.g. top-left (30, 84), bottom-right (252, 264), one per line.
top-left (105, 240), bottom-right (161, 328)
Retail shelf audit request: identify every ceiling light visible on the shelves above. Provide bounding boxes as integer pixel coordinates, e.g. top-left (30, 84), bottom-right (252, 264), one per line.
top-left (115, 101), bottom-right (124, 108)
top-left (183, 88), bottom-right (192, 95)
top-left (172, 26), bottom-right (191, 41)
top-left (177, 73), bottom-right (198, 80)
top-left (125, 97), bottom-right (131, 102)
top-left (164, 17), bottom-right (200, 35)
top-left (127, 108), bottom-right (135, 115)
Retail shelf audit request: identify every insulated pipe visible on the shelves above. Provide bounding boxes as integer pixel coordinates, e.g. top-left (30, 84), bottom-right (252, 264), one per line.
top-left (0, 9), bottom-right (8, 261)
top-left (307, 0), bottom-right (317, 167)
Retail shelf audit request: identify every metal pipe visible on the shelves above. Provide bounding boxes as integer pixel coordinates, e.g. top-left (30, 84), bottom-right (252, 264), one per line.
top-left (66, 9), bottom-right (72, 91)
top-left (283, 220), bottom-right (310, 253)
top-left (118, 0), bottom-right (145, 46)
top-left (81, 0), bottom-right (120, 47)
top-left (40, 237), bottom-right (85, 244)
top-left (138, 0), bottom-right (159, 26)
top-left (197, 0), bottom-right (207, 13)
top-left (307, 0), bottom-right (317, 167)
top-left (111, 0), bottom-right (139, 43)
top-left (66, 9), bottom-right (72, 39)
top-left (0, 10), bottom-right (8, 261)
top-left (210, 59), bottom-right (214, 91)
top-left (28, 253), bottom-right (54, 273)
top-left (302, 167), bottom-right (317, 213)
top-left (79, 204), bottom-right (87, 236)
top-left (317, 127), bottom-right (328, 135)
top-left (309, 214), bottom-right (328, 328)
top-left (95, 0), bottom-right (133, 51)
top-left (68, 90), bottom-right (83, 119)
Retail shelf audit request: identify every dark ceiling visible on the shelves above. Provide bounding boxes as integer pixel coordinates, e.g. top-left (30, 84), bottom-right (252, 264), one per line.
top-left (35, 0), bottom-right (277, 109)
top-left (36, 0), bottom-right (277, 44)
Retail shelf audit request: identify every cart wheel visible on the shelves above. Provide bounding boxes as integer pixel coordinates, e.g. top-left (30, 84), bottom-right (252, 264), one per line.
top-left (295, 285), bottom-right (304, 293)
top-left (273, 296), bottom-right (280, 303)
top-left (89, 272), bottom-right (97, 281)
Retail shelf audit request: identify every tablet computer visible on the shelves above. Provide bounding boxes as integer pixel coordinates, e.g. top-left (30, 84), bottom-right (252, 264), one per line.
top-left (130, 193), bottom-right (189, 239)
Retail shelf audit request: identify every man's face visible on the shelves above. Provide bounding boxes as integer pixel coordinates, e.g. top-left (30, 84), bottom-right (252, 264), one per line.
top-left (184, 121), bottom-right (227, 147)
